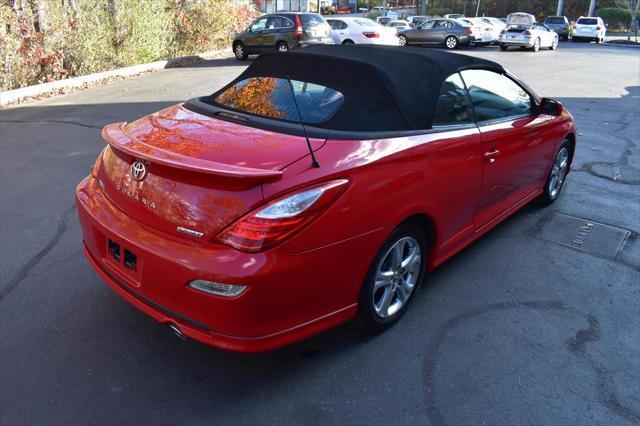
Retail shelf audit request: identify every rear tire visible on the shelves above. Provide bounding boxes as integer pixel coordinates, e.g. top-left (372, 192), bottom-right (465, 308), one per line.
top-left (531, 37), bottom-right (540, 51)
top-left (500, 44), bottom-right (508, 51)
top-left (358, 223), bottom-right (427, 330)
top-left (550, 37), bottom-right (558, 50)
top-left (445, 35), bottom-right (458, 49)
top-left (233, 42), bottom-right (248, 60)
top-left (539, 140), bottom-right (571, 205)
top-left (342, 39), bottom-right (355, 45)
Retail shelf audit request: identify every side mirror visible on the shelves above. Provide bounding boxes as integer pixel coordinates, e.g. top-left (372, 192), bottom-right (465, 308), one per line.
top-left (540, 98), bottom-right (563, 116)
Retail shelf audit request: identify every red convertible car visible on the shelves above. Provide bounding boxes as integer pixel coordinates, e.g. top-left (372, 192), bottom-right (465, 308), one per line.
top-left (76, 46), bottom-right (576, 352)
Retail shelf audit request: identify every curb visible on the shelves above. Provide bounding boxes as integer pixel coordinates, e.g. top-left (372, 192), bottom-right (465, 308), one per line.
top-left (602, 41), bottom-right (640, 48)
top-left (0, 49), bottom-right (232, 108)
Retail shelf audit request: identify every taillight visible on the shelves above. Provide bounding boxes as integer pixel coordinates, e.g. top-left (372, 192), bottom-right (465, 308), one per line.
top-left (216, 179), bottom-right (350, 252)
top-left (463, 28), bottom-right (472, 35)
top-left (91, 148), bottom-right (105, 178)
top-left (596, 26), bottom-right (601, 30)
top-left (524, 30), bottom-right (532, 36)
top-left (294, 15), bottom-right (303, 38)
top-left (363, 32), bottom-right (380, 38)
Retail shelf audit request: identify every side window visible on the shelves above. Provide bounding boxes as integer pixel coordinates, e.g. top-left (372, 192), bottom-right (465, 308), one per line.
top-left (251, 17), bottom-right (268, 32)
top-left (328, 20), bottom-right (346, 30)
top-left (420, 20), bottom-right (435, 29)
top-left (460, 69), bottom-right (533, 122)
top-left (433, 73), bottom-right (473, 126)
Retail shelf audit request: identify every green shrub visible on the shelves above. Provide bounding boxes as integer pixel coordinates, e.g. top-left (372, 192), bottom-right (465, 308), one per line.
top-left (596, 7), bottom-right (640, 32)
top-left (1, 0), bottom-right (258, 91)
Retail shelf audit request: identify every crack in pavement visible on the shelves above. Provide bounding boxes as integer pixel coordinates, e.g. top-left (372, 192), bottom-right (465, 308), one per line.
top-left (0, 120), bottom-right (103, 129)
top-left (423, 301), bottom-right (640, 426)
top-left (0, 203), bottom-right (76, 301)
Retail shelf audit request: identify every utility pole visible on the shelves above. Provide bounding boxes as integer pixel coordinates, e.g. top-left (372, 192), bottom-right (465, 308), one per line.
top-left (588, 0), bottom-right (596, 16)
top-left (556, 0), bottom-right (564, 16)
top-left (420, 0), bottom-right (427, 15)
top-left (475, 0), bottom-right (480, 17)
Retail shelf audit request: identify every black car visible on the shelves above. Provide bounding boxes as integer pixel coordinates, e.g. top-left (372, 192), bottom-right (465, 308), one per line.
top-left (233, 13), bottom-right (334, 60)
top-left (398, 19), bottom-right (473, 49)
top-left (544, 15), bottom-right (570, 40)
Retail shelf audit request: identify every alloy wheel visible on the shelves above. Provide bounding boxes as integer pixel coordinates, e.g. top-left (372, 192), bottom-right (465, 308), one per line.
top-left (445, 36), bottom-right (457, 49)
top-left (548, 147), bottom-right (569, 199)
top-left (277, 43), bottom-right (289, 52)
top-left (398, 35), bottom-right (407, 46)
top-left (372, 237), bottom-right (422, 319)
top-left (234, 44), bottom-right (244, 59)
top-left (532, 38), bottom-right (540, 51)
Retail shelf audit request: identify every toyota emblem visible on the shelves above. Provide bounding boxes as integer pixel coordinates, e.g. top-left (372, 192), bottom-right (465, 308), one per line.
top-left (131, 161), bottom-right (147, 181)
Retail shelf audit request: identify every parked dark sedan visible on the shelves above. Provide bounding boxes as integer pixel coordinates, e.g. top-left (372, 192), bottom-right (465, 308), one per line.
top-left (398, 19), bottom-right (474, 49)
top-left (544, 15), bottom-right (570, 40)
top-left (232, 13), bottom-right (333, 60)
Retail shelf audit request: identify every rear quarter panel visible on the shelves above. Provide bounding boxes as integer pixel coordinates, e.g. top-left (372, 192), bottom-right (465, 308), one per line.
top-left (268, 128), bottom-right (484, 257)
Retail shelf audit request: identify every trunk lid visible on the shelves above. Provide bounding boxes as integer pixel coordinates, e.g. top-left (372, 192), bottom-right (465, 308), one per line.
top-left (506, 13), bottom-right (536, 29)
top-left (96, 104), bottom-right (323, 240)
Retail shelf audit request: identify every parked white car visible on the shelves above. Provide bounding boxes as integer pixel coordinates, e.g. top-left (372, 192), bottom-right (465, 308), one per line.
top-left (498, 13), bottom-right (559, 51)
top-left (478, 17), bottom-right (506, 42)
top-left (459, 17), bottom-right (497, 44)
top-left (326, 17), bottom-right (399, 45)
top-left (388, 20), bottom-right (411, 32)
top-left (572, 16), bottom-right (606, 43)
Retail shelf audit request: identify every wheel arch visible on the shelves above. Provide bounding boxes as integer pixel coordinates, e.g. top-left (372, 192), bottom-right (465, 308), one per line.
top-left (564, 132), bottom-right (576, 166)
top-left (398, 213), bottom-right (437, 252)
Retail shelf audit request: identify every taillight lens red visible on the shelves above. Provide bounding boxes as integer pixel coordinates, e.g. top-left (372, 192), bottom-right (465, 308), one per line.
top-left (363, 32), bottom-right (380, 38)
top-left (216, 179), bottom-right (350, 252)
top-left (463, 28), bottom-right (472, 35)
top-left (295, 15), bottom-right (303, 38)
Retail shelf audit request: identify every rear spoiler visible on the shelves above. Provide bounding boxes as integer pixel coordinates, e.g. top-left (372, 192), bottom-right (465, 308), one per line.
top-left (102, 122), bottom-right (283, 183)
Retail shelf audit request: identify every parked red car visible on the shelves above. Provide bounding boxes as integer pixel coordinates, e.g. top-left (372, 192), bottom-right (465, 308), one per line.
top-left (77, 46), bottom-right (576, 352)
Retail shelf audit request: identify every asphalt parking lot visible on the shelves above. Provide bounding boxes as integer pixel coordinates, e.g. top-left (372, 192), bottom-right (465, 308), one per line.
top-left (1, 42), bottom-right (639, 425)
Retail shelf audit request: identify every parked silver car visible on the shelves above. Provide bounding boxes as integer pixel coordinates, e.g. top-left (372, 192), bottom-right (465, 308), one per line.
top-left (498, 13), bottom-right (559, 52)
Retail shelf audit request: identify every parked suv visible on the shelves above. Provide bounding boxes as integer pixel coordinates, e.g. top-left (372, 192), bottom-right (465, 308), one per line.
top-left (572, 16), bottom-right (606, 43)
top-left (544, 15), bottom-right (570, 40)
top-left (233, 13), bottom-right (333, 60)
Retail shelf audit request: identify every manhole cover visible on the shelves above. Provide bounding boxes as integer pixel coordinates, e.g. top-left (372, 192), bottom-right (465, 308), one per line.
top-left (538, 213), bottom-right (630, 259)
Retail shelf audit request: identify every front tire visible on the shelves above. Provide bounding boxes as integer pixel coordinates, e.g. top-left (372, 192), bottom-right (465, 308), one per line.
top-left (358, 223), bottom-right (427, 330)
top-left (445, 35), bottom-right (458, 49)
top-left (550, 37), bottom-right (558, 50)
top-left (342, 39), bottom-right (355, 45)
top-left (539, 141), bottom-right (571, 205)
top-left (233, 42), bottom-right (248, 60)
top-left (500, 44), bottom-right (508, 51)
top-left (398, 34), bottom-right (407, 46)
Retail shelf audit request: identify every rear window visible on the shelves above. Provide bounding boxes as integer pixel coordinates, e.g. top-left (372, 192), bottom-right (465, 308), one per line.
top-left (300, 14), bottom-right (325, 27)
top-left (355, 19), bottom-right (378, 27)
top-left (577, 18), bottom-right (598, 25)
top-left (545, 17), bottom-right (566, 24)
top-left (214, 77), bottom-right (344, 124)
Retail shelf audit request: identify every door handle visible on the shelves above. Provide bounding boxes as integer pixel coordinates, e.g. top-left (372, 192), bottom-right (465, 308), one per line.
top-left (484, 149), bottom-right (501, 163)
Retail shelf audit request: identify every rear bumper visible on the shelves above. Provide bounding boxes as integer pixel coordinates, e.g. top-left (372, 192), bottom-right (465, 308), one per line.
top-left (297, 38), bottom-right (335, 48)
top-left (499, 38), bottom-right (534, 47)
top-left (76, 176), bottom-right (387, 352)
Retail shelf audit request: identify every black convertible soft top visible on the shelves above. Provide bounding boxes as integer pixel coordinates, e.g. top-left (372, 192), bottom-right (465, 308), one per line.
top-left (203, 45), bottom-right (504, 132)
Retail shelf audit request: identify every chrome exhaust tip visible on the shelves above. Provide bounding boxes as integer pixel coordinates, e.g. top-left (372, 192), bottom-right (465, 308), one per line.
top-left (168, 323), bottom-right (187, 341)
